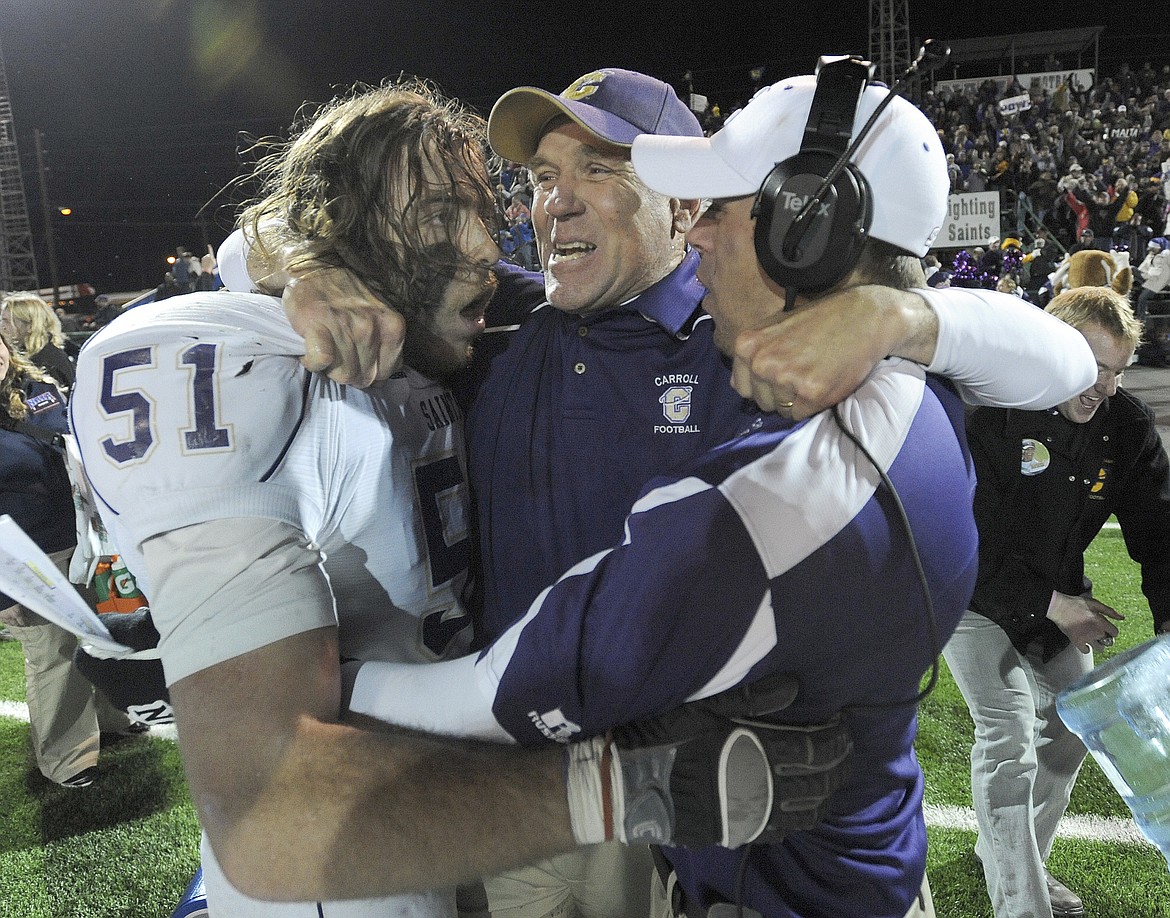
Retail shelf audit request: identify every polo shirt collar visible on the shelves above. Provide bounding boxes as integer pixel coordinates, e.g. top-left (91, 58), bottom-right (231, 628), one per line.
top-left (620, 249), bottom-right (706, 338)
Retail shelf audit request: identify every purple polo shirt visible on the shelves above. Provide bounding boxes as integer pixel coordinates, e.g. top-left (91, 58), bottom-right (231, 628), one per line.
top-left (461, 252), bottom-right (756, 640)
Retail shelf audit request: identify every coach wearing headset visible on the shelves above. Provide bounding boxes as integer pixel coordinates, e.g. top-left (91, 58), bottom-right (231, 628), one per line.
top-left (624, 55), bottom-right (965, 918)
top-left (338, 57), bottom-right (1042, 918)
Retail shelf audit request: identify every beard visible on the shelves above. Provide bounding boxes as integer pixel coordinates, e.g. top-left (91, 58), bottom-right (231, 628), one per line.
top-left (402, 321), bottom-right (475, 381)
top-left (401, 279), bottom-right (494, 382)
top-left (396, 245), bottom-right (495, 381)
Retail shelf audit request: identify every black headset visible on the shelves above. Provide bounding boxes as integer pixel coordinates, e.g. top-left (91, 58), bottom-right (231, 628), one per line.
top-left (751, 56), bottom-right (876, 296)
top-left (751, 42), bottom-right (952, 304)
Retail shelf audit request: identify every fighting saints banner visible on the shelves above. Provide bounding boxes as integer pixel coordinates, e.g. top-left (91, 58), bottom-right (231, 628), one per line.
top-left (937, 192), bottom-right (1001, 248)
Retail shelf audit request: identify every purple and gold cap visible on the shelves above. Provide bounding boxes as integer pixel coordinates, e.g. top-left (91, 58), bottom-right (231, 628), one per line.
top-left (488, 68), bottom-right (703, 163)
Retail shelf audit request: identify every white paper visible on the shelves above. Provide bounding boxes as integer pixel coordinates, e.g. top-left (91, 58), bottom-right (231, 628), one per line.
top-left (0, 515), bottom-right (131, 654)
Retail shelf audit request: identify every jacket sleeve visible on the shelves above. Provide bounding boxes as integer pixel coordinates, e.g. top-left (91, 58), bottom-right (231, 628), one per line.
top-left (965, 407), bottom-right (1072, 659)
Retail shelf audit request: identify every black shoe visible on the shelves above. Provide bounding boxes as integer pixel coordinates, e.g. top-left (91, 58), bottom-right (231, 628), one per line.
top-left (100, 722), bottom-right (150, 745)
top-left (57, 766), bottom-right (98, 789)
top-left (1045, 869), bottom-right (1085, 917)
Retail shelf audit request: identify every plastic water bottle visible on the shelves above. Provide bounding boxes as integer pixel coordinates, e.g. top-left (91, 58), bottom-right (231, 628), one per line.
top-left (1057, 633), bottom-right (1170, 870)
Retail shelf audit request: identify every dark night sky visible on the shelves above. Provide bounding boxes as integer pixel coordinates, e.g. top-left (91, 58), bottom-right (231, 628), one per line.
top-left (0, 1), bottom-right (1166, 295)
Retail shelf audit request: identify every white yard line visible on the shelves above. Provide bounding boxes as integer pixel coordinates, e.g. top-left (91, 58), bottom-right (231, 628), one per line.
top-left (923, 803), bottom-right (1156, 849)
top-left (0, 700), bottom-right (177, 741)
top-left (0, 699), bottom-right (29, 722)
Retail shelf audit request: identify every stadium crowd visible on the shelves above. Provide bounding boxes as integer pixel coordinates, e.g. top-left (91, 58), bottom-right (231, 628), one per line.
top-left (910, 59), bottom-right (1170, 297)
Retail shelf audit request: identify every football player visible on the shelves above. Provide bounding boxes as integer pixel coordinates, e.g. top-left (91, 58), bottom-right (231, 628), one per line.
top-left (70, 80), bottom-right (848, 917)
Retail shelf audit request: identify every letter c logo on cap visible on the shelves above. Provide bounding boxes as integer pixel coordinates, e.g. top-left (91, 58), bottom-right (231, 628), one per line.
top-left (564, 71), bottom-right (608, 101)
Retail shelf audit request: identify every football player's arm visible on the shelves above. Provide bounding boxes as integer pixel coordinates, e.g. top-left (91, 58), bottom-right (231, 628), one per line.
top-left (731, 285), bottom-right (1097, 417)
top-left (151, 518), bottom-right (774, 899)
top-left (346, 414), bottom-right (864, 844)
top-left (145, 519), bottom-right (573, 902)
top-left (173, 629), bottom-right (573, 902)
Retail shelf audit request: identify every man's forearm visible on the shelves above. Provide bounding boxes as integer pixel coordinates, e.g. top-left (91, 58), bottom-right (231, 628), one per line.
top-left (173, 630), bottom-right (575, 904)
top-left (226, 716), bottom-right (573, 901)
top-left (913, 286), bottom-right (1097, 408)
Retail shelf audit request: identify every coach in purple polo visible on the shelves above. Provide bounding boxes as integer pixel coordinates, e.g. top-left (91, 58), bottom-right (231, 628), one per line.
top-left (456, 67), bottom-right (751, 918)
top-left (468, 71), bottom-right (752, 642)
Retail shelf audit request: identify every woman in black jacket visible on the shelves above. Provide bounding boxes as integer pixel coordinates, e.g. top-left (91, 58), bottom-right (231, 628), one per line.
top-left (1, 291), bottom-right (74, 391)
top-left (0, 328), bottom-right (132, 788)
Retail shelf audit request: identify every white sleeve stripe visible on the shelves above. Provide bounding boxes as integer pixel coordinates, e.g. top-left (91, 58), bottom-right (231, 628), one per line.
top-left (479, 546), bottom-right (609, 691)
top-left (720, 359), bottom-right (925, 580)
top-left (623, 476), bottom-right (712, 544)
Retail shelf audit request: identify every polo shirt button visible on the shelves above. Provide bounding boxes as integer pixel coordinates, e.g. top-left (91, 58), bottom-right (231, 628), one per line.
top-left (577, 326), bottom-right (589, 337)
top-left (1068, 475), bottom-right (1076, 481)
top-left (574, 362), bottom-right (586, 375)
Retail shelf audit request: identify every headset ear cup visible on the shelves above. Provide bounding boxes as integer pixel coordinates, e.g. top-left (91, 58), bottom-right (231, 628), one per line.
top-left (753, 152), bottom-right (872, 294)
top-left (751, 164), bottom-right (785, 278)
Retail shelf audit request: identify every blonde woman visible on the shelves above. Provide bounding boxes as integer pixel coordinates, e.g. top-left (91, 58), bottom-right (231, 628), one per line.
top-left (0, 292), bottom-right (74, 390)
top-left (0, 328), bottom-right (134, 787)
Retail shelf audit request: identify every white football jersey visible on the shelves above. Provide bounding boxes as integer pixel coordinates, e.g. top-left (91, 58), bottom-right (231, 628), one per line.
top-left (71, 292), bottom-right (473, 668)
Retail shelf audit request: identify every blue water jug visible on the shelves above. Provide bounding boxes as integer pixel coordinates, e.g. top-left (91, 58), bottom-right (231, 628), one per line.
top-left (1056, 633), bottom-right (1170, 870)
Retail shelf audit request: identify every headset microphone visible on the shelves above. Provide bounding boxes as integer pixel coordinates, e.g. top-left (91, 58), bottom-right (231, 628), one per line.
top-left (752, 40), bottom-right (950, 304)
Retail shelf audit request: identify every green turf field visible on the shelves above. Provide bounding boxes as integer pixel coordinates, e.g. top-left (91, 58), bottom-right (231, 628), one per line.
top-left (0, 637), bottom-right (200, 918)
top-left (918, 525), bottom-right (1170, 917)
top-left (1, 526), bottom-right (1168, 916)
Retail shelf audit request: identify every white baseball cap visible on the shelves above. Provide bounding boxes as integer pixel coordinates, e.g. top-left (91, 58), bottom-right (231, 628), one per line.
top-left (631, 74), bottom-right (950, 256)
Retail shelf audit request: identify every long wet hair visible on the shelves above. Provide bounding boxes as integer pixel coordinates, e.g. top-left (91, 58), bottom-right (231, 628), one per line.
top-left (240, 78), bottom-right (499, 326)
